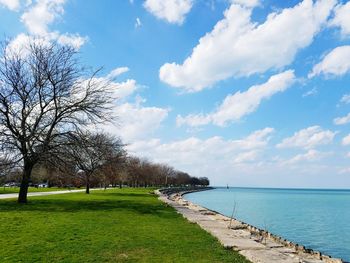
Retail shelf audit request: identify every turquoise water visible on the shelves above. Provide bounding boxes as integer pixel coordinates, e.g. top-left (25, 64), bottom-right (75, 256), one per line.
top-left (185, 187), bottom-right (350, 262)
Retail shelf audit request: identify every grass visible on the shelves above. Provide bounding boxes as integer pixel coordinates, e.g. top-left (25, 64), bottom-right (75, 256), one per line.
top-left (0, 187), bottom-right (79, 194)
top-left (0, 188), bottom-right (249, 263)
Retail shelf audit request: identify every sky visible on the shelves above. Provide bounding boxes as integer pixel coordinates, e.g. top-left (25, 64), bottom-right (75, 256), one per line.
top-left (1, 0), bottom-right (350, 188)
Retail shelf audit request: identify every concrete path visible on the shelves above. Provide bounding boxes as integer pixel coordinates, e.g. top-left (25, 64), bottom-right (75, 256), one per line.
top-left (0, 188), bottom-right (103, 200)
top-left (156, 190), bottom-right (343, 263)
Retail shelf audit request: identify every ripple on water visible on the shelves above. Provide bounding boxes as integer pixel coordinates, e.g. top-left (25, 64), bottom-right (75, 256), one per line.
top-left (185, 187), bottom-right (350, 262)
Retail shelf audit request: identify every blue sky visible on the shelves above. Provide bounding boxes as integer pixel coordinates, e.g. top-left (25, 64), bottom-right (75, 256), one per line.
top-left (1, 0), bottom-right (350, 188)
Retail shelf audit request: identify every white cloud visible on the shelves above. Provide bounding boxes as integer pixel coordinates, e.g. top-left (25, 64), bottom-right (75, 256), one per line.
top-left (230, 0), bottom-right (260, 8)
top-left (81, 68), bottom-right (137, 101)
top-left (127, 127), bottom-right (341, 187)
top-left (309, 45), bottom-right (350, 78)
top-left (342, 134), bottom-right (350, 146)
top-left (284, 149), bottom-right (330, 164)
top-left (135, 17), bottom-right (142, 28)
top-left (56, 33), bottom-right (87, 50)
top-left (6, 33), bottom-right (87, 59)
top-left (211, 71), bottom-right (295, 126)
top-left (126, 128), bottom-right (278, 186)
top-left (86, 69), bottom-right (169, 142)
top-left (233, 127), bottom-right (275, 149)
top-left (159, 0), bottom-right (335, 92)
top-left (176, 113), bottom-right (211, 127)
top-left (0, 0), bottom-right (20, 10)
top-left (338, 167), bottom-right (350, 174)
top-left (103, 68), bottom-right (138, 99)
top-left (5, 33), bottom-right (35, 56)
top-left (302, 87), bottom-right (317, 97)
top-left (21, 0), bottom-right (65, 36)
top-left (144, 0), bottom-right (193, 25)
top-left (106, 67), bottom-right (130, 79)
top-left (334, 113), bottom-right (350, 125)
top-left (7, 33), bottom-right (62, 58)
top-left (128, 127), bottom-right (274, 166)
top-left (277, 126), bottom-right (336, 149)
top-left (177, 70), bottom-right (295, 127)
top-left (112, 79), bottom-right (139, 99)
top-left (233, 150), bottom-right (259, 163)
top-left (329, 1), bottom-right (350, 38)
top-left (11, 0), bottom-right (87, 50)
top-left (104, 101), bottom-right (170, 142)
top-left (340, 94), bottom-right (350, 104)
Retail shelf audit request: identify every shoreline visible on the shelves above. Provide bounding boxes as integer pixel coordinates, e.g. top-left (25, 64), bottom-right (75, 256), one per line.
top-left (156, 187), bottom-right (344, 263)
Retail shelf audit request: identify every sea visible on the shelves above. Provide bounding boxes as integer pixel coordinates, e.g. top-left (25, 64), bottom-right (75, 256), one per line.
top-left (184, 187), bottom-right (350, 262)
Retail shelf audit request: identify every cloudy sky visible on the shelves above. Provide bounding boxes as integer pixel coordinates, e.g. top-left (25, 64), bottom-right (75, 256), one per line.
top-left (1, 0), bottom-right (350, 188)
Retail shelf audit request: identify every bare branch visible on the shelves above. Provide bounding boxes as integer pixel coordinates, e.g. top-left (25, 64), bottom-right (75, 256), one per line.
top-left (0, 39), bottom-right (116, 202)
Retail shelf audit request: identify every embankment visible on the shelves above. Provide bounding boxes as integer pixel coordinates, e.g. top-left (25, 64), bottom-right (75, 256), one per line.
top-left (157, 187), bottom-right (344, 263)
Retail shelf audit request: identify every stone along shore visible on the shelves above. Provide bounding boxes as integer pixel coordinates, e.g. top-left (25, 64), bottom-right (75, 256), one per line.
top-left (156, 188), bottom-right (344, 263)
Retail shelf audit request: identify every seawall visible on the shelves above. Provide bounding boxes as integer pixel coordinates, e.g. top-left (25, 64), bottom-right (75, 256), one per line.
top-left (156, 187), bottom-right (344, 263)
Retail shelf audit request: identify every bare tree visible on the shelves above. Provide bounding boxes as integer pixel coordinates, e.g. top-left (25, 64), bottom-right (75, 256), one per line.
top-left (0, 40), bottom-right (115, 203)
top-left (63, 131), bottom-right (124, 194)
top-left (126, 156), bottom-right (142, 187)
top-left (0, 155), bottom-right (13, 187)
top-left (101, 152), bottom-right (128, 188)
top-left (155, 163), bottom-right (174, 187)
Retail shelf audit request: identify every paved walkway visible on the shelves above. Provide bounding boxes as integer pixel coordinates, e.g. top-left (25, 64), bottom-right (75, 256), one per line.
top-left (156, 190), bottom-right (343, 263)
top-left (0, 189), bottom-right (103, 199)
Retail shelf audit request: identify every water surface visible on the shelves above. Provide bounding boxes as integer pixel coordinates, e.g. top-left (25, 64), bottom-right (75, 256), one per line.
top-left (185, 187), bottom-right (350, 262)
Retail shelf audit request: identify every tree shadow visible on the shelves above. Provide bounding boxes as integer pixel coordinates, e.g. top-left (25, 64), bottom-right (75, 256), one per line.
top-left (0, 192), bottom-right (176, 219)
top-left (93, 192), bottom-right (154, 198)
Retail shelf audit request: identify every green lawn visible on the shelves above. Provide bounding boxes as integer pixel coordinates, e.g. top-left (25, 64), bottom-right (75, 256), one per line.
top-left (0, 187), bottom-right (79, 194)
top-left (0, 188), bottom-right (249, 263)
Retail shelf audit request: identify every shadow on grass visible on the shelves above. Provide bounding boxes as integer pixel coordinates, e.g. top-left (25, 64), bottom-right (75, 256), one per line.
top-left (0, 192), bottom-right (176, 219)
top-left (93, 192), bottom-right (154, 198)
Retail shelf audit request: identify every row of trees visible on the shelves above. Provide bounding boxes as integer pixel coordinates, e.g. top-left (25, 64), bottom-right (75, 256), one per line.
top-left (0, 40), bottom-right (208, 203)
top-left (1, 131), bottom-right (209, 192)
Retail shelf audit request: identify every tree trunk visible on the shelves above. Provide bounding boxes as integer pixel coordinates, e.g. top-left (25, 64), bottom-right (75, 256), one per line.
top-left (86, 174), bottom-right (90, 194)
top-left (18, 161), bottom-right (34, 203)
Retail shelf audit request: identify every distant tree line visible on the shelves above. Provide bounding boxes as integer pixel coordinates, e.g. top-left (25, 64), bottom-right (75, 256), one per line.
top-left (0, 132), bottom-right (209, 191)
top-left (0, 39), bottom-right (209, 203)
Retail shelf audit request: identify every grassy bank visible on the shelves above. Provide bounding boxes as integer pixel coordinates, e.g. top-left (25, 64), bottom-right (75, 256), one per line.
top-left (0, 188), bottom-right (249, 263)
top-left (0, 187), bottom-right (79, 194)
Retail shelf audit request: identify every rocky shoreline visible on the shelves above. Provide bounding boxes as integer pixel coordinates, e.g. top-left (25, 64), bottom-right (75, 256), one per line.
top-left (156, 188), bottom-right (344, 263)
